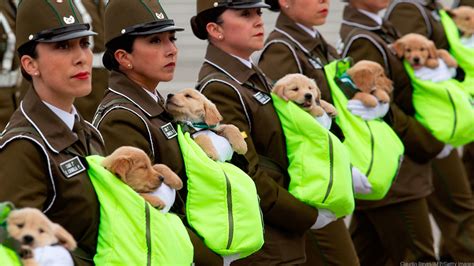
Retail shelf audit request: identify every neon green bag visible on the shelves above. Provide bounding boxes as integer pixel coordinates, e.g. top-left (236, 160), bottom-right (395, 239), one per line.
top-left (86, 156), bottom-right (193, 266)
top-left (325, 59), bottom-right (404, 200)
top-left (177, 126), bottom-right (264, 259)
top-left (271, 94), bottom-right (354, 218)
top-left (403, 61), bottom-right (474, 147)
top-left (440, 10), bottom-right (474, 97)
top-left (0, 202), bottom-right (21, 266)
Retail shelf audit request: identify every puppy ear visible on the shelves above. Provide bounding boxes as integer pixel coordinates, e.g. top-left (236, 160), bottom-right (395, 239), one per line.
top-left (52, 223), bottom-right (77, 251)
top-left (347, 68), bottom-right (374, 92)
top-left (446, 9), bottom-right (456, 18)
top-left (427, 41), bottom-right (438, 60)
top-left (203, 99), bottom-right (222, 126)
top-left (102, 155), bottom-right (132, 180)
top-left (272, 83), bottom-right (288, 101)
top-left (391, 40), bottom-right (405, 58)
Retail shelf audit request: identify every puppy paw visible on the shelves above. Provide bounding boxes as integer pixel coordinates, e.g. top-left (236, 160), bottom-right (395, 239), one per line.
top-left (353, 92), bottom-right (378, 108)
top-left (141, 194), bottom-right (166, 209)
top-left (216, 124), bottom-right (247, 154)
top-left (231, 140), bottom-right (248, 155)
top-left (319, 100), bottom-right (338, 117)
top-left (373, 89), bottom-right (390, 103)
top-left (153, 164), bottom-right (183, 190)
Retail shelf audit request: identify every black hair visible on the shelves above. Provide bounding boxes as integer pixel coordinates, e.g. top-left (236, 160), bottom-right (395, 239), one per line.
top-left (17, 41), bottom-right (39, 82)
top-left (190, 7), bottom-right (226, 40)
top-left (265, 0), bottom-right (280, 11)
top-left (102, 34), bottom-right (137, 71)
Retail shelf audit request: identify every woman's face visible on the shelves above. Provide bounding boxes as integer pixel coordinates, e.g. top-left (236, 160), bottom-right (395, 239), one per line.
top-left (352, 0), bottom-right (390, 13)
top-left (127, 31), bottom-right (178, 90)
top-left (216, 8), bottom-right (265, 59)
top-left (283, 0), bottom-right (330, 27)
top-left (30, 37), bottom-right (93, 111)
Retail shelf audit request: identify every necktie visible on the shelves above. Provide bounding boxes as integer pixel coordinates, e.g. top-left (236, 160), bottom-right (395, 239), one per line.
top-left (73, 116), bottom-right (88, 155)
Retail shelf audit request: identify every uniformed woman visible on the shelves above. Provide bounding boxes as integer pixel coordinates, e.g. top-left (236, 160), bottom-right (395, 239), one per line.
top-left (339, 0), bottom-right (441, 263)
top-left (386, 0), bottom-right (474, 261)
top-left (0, 0), bottom-right (105, 265)
top-left (190, 0), bottom-right (350, 264)
top-left (256, 0), bottom-right (367, 264)
top-left (92, 0), bottom-right (223, 265)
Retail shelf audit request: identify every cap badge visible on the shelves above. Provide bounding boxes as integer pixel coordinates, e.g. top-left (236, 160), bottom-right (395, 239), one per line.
top-left (155, 12), bottom-right (165, 19)
top-left (56, 0), bottom-right (63, 2)
top-left (213, 2), bottom-right (219, 7)
top-left (63, 16), bottom-right (75, 24)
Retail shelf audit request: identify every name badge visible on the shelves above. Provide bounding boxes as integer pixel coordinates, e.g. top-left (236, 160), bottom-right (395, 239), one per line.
top-left (253, 92), bottom-right (271, 105)
top-left (60, 156), bottom-right (86, 178)
top-left (309, 58), bottom-right (323, 69)
top-left (161, 122), bottom-right (177, 139)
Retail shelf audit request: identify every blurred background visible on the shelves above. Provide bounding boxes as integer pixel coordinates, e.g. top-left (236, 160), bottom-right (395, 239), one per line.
top-left (159, 0), bottom-right (455, 93)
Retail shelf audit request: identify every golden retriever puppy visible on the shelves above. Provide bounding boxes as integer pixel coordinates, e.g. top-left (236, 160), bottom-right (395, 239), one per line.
top-left (346, 60), bottom-right (393, 108)
top-left (392, 33), bottom-right (458, 69)
top-left (102, 146), bottom-right (183, 209)
top-left (7, 208), bottom-right (76, 266)
top-left (165, 88), bottom-right (248, 161)
top-left (272, 73), bottom-right (337, 117)
top-left (447, 6), bottom-right (474, 38)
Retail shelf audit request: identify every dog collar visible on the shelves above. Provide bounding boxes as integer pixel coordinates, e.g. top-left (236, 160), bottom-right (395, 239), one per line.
top-left (181, 121), bottom-right (218, 131)
top-left (339, 73), bottom-right (358, 91)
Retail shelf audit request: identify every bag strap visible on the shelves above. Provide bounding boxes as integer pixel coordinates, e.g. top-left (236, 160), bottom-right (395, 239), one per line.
top-left (92, 98), bottom-right (133, 127)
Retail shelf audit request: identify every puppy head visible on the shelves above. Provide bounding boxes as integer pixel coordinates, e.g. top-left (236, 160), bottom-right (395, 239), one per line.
top-left (7, 208), bottom-right (76, 251)
top-left (392, 33), bottom-right (438, 69)
top-left (347, 60), bottom-right (393, 94)
top-left (102, 146), bottom-right (162, 193)
top-left (448, 6), bottom-right (474, 36)
top-left (272, 73), bottom-right (322, 111)
top-left (165, 88), bottom-right (222, 126)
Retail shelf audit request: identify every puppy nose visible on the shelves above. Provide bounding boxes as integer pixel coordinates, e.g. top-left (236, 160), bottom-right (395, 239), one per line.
top-left (167, 93), bottom-right (174, 100)
top-left (23, 235), bottom-right (34, 244)
top-left (413, 57), bottom-right (420, 63)
top-left (304, 93), bottom-right (312, 100)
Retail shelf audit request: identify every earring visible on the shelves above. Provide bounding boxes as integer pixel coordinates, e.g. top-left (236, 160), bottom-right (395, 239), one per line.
top-left (127, 64), bottom-right (132, 69)
top-left (34, 72), bottom-right (39, 76)
top-left (285, 4), bottom-right (289, 8)
top-left (218, 35), bottom-right (223, 40)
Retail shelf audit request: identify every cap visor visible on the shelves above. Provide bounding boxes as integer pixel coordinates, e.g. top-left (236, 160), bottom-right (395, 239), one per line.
top-left (231, 2), bottom-right (271, 9)
top-left (128, 25), bottom-right (184, 36)
top-left (39, 30), bottom-right (97, 43)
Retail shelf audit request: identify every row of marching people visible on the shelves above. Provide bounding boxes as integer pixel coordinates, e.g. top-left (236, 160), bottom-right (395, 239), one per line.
top-left (0, 0), bottom-right (473, 265)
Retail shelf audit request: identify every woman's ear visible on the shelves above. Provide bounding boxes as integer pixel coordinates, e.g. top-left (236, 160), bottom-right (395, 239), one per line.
top-left (206, 22), bottom-right (224, 41)
top-left (20, 55), bottom-right (39, 77)
top-left (114, 49), bottom-right (133, 70)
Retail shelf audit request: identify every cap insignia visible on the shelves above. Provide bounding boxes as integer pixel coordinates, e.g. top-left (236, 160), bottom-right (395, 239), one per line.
top-left (63, 16), bottom-right (75, 24)
top-left (213, 2), bottom-right (219, 7)
top-left (156, 12), bottom-right (165, 19)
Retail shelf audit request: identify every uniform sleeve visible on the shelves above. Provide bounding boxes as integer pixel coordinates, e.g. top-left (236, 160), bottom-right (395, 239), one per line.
top-left (386, 3), bottom-right (430, 37)
top-left (0, 139), bottom-right (49, 209)
top-left (344, 37), bottom-right (444, 163)
top-left (97, 109), bottom-right (153, 156)
top-left (201, 82), bottom-right (318, 234)
top-left (258, 43), bottom-right (301, 82)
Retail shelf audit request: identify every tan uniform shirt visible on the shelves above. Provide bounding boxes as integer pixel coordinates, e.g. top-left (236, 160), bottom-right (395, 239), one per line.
top-left (340, 6), bottom-right (439, 208)
top-left (0, 88), bottom-right (105, 266)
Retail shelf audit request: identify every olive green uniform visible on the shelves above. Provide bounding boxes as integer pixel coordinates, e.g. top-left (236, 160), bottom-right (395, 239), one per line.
top-left (339, 6), bottom-right (445, 263)
top-left (387, 0), bottom-right (474, 261)
top-left (0, 88), bottom-right (105, 266)
top-left (257, 13), bottom-right (359, 265)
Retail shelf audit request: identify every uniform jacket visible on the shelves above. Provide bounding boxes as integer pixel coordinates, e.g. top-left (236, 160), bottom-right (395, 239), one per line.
top-left (0, 0), bottom-right (20, 130)
top-left (0, 88), bottom-right (105, 266)
top-left (453, 0), bottom-right (474, 7)
top-left (93, 71), bottom-right (222, 266)
top-left (198, 44), bottom-right (318, 263)
top-left (340, 6), bottom-right (441, 208)
top-left (386, 0), bottom-right (449, 50)
top-left (73, 0), bottom-right (108, 121)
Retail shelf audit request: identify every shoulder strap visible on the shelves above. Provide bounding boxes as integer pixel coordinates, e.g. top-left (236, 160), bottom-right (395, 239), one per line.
top-left (92, 97), bottom-right (133, 127)
top-left (195, 72), bottom-right (231, 91)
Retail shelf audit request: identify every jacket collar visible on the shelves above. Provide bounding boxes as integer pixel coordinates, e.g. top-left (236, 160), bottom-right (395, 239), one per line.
top-left (274, 12), bottom-right (325, 55)
top-left (204, 43), bottom-right (258, 85)
top-left (108, 71), bottom-right (165, 117)
top-left (20, 88), bottom-right (86, 153)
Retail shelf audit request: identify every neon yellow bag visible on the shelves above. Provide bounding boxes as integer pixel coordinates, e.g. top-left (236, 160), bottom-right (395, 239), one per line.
top-left (0, 245), bottom-right (20, 266)
top-left (325, 59), bottom-right (404, 200)
top-left (0, 202), bottom-right (21, 266)
top-left (440, 10), bottom-right (474, 97)
top-left (403, 61), bottom-right (474, 147)
top-left (177, 125), bottom-right (264, 259)
top-left (271, 94), bottom-right (354, 218)
top-left (86, 155), bottom-right (193, 266)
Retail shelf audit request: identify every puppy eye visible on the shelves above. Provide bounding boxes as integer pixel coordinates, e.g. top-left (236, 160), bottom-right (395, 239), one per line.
top-left (185, 94), bottom-right (192, 98)
top-left (420, 47), bottom-right (425, 51)
top-left (406, 48), bottom-right (411, 53)
top-left (39, 228), bottom-right (44, 234)
top-left (17, 223), bottom-right (24, 229)
top-left (292, 87), bottom-right (299, 91)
